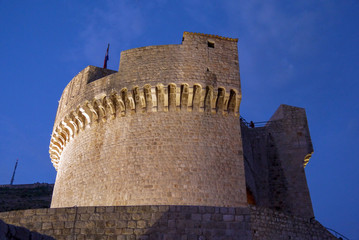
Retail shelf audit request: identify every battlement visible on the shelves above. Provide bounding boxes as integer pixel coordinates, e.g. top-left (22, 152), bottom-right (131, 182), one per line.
top-left (55, 32), bottom-right (241, 129)
top-left (183, 31), bottom-right (238, 42)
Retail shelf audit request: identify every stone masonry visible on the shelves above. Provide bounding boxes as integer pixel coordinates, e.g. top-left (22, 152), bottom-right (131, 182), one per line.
top-left (0, 206), bottom-right (336, 240)
top-left (50, 32), bottom-right (246, 208)
top-left (241, 104), bottom-right (314, 219)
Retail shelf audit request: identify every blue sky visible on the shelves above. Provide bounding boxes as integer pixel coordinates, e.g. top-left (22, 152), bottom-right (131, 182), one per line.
top-left (0, 0), bottom-right (358, 238)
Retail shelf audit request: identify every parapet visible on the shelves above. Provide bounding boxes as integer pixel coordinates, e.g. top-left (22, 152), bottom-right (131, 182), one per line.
top-left (0, 206), bottom-right (336, 239)
top-left (183, 31), bottom-right (239, 42)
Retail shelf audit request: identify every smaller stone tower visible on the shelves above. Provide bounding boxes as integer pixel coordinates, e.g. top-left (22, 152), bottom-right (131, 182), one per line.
top-left (241, 104), bottom-right (314, 219)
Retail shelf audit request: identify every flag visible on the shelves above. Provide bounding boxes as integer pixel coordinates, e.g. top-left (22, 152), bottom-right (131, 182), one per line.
top-left (103, 44), bottom-right (110, 69)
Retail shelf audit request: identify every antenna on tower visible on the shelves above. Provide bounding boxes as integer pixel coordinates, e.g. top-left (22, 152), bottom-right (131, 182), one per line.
top-left (10, 159), bottom-right (18, 185)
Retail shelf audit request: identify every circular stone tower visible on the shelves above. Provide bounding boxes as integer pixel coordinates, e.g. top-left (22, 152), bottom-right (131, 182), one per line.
top-left (49, 32), bottom-right (247, 208)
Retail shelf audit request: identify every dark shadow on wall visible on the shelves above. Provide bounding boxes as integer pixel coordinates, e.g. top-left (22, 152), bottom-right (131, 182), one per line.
top-left (0, 206), bottom-right (337, 239)
top-left (0, 219), bottom-right (55, 240)
top-left (140, 206), bottom-right (252, 240)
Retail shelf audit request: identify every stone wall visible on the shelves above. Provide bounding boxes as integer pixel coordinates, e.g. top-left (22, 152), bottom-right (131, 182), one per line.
top-left (118, 32), bottom-right (240, 90)
top-left (241, 104), bottom-right (314, 218)
top-left (250, 207), bottom-right (335, 240)
top-left (0, 206), bottom-right (335, 240)
top-left (52, 110), bottom-right (246, 208)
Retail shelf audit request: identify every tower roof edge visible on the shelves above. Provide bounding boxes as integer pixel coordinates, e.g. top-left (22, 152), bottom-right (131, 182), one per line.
top-left (183, 31), bottom-right (238, 42)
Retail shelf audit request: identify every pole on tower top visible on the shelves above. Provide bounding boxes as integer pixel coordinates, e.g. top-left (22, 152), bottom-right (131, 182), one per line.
top-left (103, 43), bottom-right (110, 69)
top-left (10, 159), bottom-right (18, 185)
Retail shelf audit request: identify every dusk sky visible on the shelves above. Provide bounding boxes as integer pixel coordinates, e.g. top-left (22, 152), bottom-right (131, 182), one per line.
top-left (0, 1), bottom-right (358, 239)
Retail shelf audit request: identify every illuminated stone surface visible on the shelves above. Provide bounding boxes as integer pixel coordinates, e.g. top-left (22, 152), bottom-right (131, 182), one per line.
top-left (50, 32), bottom-right (246, 208)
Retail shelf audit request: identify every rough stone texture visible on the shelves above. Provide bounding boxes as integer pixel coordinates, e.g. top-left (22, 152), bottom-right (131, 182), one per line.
top-left (52, 112), bottom-right (245, 208)
top-left (250, 207), bottom-right (336, 240)
top-left (50, 32), bottom-right (246, 208)
top-left (0, 183), bottom-right (53, 212)
top-left (241, 104), bottom-right (314, 218)
top-left (0, 206), bottom-right (335, 240)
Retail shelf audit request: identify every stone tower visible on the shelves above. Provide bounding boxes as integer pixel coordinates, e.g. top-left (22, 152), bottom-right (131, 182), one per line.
top-left (0, 32), bottom-right (336, 240)
top-left (49, 32), bottom-right (247, 208)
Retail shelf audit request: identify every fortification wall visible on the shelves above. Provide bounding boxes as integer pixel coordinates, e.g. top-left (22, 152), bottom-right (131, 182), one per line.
top-left (0, 206), bottom-right (335, 240)
top-left (241, 105), bottom-right (314, 218)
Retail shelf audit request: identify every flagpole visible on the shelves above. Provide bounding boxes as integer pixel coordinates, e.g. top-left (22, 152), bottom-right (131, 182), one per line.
top-left (103, 43), bottom-right (110, 69)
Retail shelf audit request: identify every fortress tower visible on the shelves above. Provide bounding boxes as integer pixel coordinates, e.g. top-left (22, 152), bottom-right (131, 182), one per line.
top-left (0, 32), bottom-right (337, 240)
top-left (49, 32), bottom-right (247, 208)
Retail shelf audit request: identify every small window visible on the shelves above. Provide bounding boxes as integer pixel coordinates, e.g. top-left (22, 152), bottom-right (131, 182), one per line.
top-left (207, 41), bottom-right (214, 48)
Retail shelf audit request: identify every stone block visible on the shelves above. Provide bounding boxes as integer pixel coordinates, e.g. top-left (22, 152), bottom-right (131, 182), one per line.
top-left (119, 213), bottom-right (131, 221)
top-left (127, 221), bottom-right (136, 228)
top-left (42, 222), bottom-right (53, 230)
top-left (211, 213), bottom-right (223, 221)
top-left (96, 207), bottom-right (106, 213)
top-left (131, 213), bottom-right (142, 221)
top-left (223, 215), bottom-right (234, 222)
top-left (121, 228), bottom-right (134, 235)
top-left (80, 213), bottom-right (90, 221)
top-left (202, 214), bottom-right (211, 222)
top-left (106, 220), bottom-right (116, 228)
top-left (191, 213), bottom-right (201, 221)
top-left (137, 220), bottom-right (147, 229)
top-left (105, 228), bottom-right (116, 235)
top-left (105, 206), bottom-right (115, 213)
top-left (52, 221), bottom-right (64, 229)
